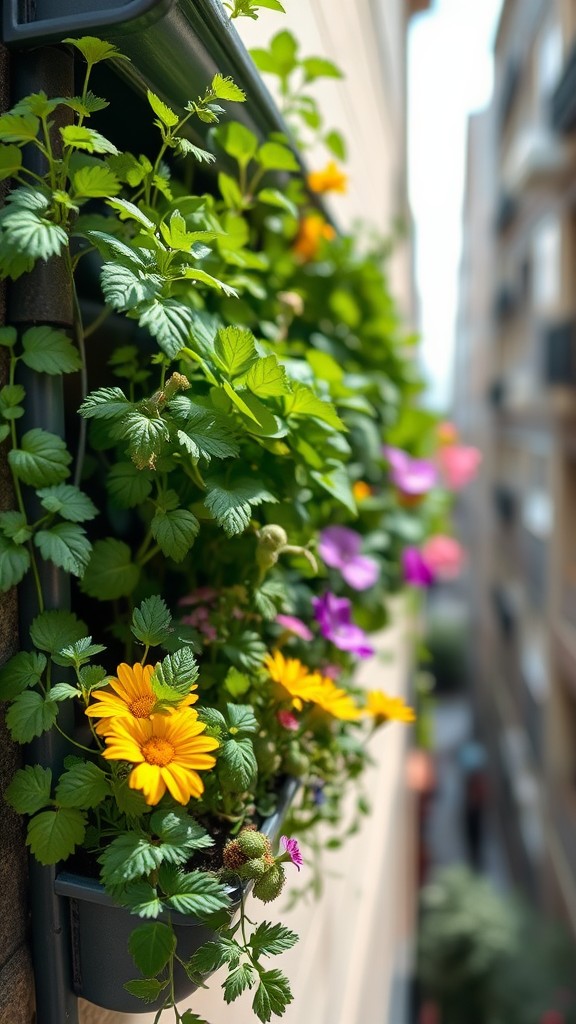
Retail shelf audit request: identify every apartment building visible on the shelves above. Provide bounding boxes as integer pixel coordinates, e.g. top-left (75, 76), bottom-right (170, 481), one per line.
top-left (455, 0), bottom-right (576, 931)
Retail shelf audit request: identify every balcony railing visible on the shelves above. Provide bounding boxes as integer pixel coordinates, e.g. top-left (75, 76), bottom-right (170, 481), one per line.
top-left (551, 40), bottom-right (576, 133)
top-left (503, 123), bottom-right (567, 191)
top-left (542, 320), bottom-right (576, 386)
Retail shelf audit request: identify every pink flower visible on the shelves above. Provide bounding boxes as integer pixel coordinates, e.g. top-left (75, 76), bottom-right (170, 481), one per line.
top-left (421, 535), bottom-right (465, 580)
top-left (402, 547), bottom-right (435, 588)
top-left (280, 835), bottom-right (303, 871)
top-left (322, 664), bottom-right (341, 680)
top-left (178, 587), bottom-right (219, 607)
top-left (276, 614), bottom-right (314, 641)
top-left (277, 710), bottom-right (300, 731)
top-left (318, 525), bottom-right (379, 590)
top-left (383, 446), bottom-right (437, 497)
top-left (437, 445), bottom-right (481, 490)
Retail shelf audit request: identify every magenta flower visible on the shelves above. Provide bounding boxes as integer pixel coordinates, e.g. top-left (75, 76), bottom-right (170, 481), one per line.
top-left (402, 547), bottom-right (435, 587)
top-left (276, 614), bottom-right (314, 641)
top-left (178, 587), bottom-right (219, 607)
top-left (312, 592), bottom-right (374, 658)
top-left (437, 445), bottom-right (482, 490)
top-left (318, 526), bottom-right (379, 590)
top-left (383, 446), bottom-right (437, 496)
top-left (280, 835), bottom-right (303, 871)
top-left (277, 709), bottom-right (300, 731)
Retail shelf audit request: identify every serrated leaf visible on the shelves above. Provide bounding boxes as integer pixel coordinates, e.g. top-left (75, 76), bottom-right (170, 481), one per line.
top-left (72, 164), bottom-right (120, 198)
top-left (250, 922), bottom-right (298, 958)
top-left (223, 630), bottom-right (266, 672)
top-left (0, 511), bottom-right (28, 541)
top-left (257, 142), bottom-right (299, 172)
top-left (151, 648), bottom-right (199, 698)
top-left (120, 881), bottom-right (163, 919)
top-left (63, 91), bottom-right (109, 116)
top-left (63, 36), bottom-right (130, 65)
top-left (0, 535), bottom-right (30, 590)
top-left (58, 636), bottom-right (107, 666)
top-left (50, 683), bottom-right (82, 702)
top-left (172, 405), bottom-right (239, 462)
top-left (0, 112), bottom-right (39, 142)
top-left (80, 538), bottom-right (140, 600)
top-left (27, 807), bottom-right (86, 865)
top-left (211, 75), bottom-right (246, 102)
top-left (204, 478), bottom-right (277, 537)
top-left (310, 465), bottom-right (357, 515)
top-left (213, 121), bottom-right (258, 169)
top-left (34, 522), bottom-right (91, 577)
top-left (79, 386), bottom-right (131, 419)
top-left (107, 197), bottom-right (155, 230)
top-left (198, 707), bottom-right (227, 734)
top-left (37, 483), bottom-right (98, 523)
top-left (111, 777), bottom-right (149, 818)
top-left (1, 205), bottom-right (67, 261)
top-left (245, 356), bottom-right (290, 398)
top-left (121, 410), bottom-right (169, 469)
top-left (161, 868), bottom-right (230, 916)
top-left (138, 298), bottom-right (194, 359)
top-left (124, 978), bottom-right (167, 1002)
top-left (56, 761), bottom-right (109, 809)
top-left (107, 461), bottom-right (154, 508)
top-left (6, 690), bottom-right (58, 742)
top-left (176, 138), bottom-right (216, 163)
top-left (29, 610), bottom-right (87, 662)
top-left (252, 969), bottom-right (293, 1022)
top-left (214, 326), bottom-right (256, 377)
top-left (186, 938), bottom-right (242, 978)
top-left (60, 125), bottom-right (118, 155)
top-left (226, 703), bottom-right (258, 734)
top-left (218, 737), bottom-right (257, 790)
top-left (101, 262), bottom-right (161, 312)
top-left (257, 188), bottom-right (297, 217)
top-left (131, 595), bottom-right (172, 647)
top-left (224, 668), bottom-right (251, 698)
top-left (223, 963), bottom-right (257, 1004)
top-left (99, 834), bottom-right (165, 887)
top-left (9, 429), bottom-right (71, 487)
top-left (284, 383), bottom-right (344, 429)
top-left (151, 507), bottom-right (199, 562)
top-left (150, 809), bottom-right (213, 856)
top-left (147, 89), bottom-right (179, 127)
top-left (21, 326), bottom-right (81, 374)
top-left (301, 56), bottom-right (343, 82)
top-left (0, 651), bottom-right (46, 699)
top-left (128, 922), bottom-right (176, 978)
top-left (5, 765), bottom-right (52, 814)
top-left (0, 144), bottom-right (22, 180)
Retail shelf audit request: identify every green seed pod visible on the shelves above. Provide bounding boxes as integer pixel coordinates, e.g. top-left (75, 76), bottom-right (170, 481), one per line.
top-left (237, 856), bottom-right (268, 880)
top-left (237, 829), bottom-right (270, 859)
top-left (253, 863), bottom-right (286, 903)
top-left (283, 744), bottom-right (309, 777)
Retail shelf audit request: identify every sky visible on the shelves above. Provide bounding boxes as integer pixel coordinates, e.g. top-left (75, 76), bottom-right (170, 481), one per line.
top-left (408, 0), bottom-right (504, 410)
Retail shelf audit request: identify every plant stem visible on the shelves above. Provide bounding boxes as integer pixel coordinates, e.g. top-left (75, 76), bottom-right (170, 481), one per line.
top-left (84, 305), bottom-right (111, 339)
top-left (69, 270), bottom-right (88, 489)
top-left (53, 720), bottom-right (96, 755)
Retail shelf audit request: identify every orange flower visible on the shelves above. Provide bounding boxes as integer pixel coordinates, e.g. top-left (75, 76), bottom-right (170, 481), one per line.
top-left (293, 215), bottom-right (336, 261)
top-left (352, 481), bottom-right (372, 501)
top-left (307, 161), bottom-right (348, 195)
top-left (437, 421), bottom-right (459, 446)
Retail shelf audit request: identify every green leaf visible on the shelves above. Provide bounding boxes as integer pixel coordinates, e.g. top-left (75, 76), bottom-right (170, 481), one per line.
top-left (245, 356), bottom-right (290, 398)
top-left (128, 922), bottom-right (176, 978)
top-left (0, 144), bottom-right (22, 180)
top-left (218, 172), bottom-right (243, 210)
top-left (63, 91), bottom-right (109, 116)
top-left (0, 535), bottom-right (30, 590)
top-left (214, 326), bottom-right (257, 376)
top-left (34, 522), bottom-right (91, 577)
top-left (132, 596), bottom-right (173, 647)
top-left (257, 188), bottom-right (297, 217)
top-left (0, 112), bottom-right (39, 143)
top-left (37, 483), bottom-right (98, 523)
top-left (79, 386), bottom-right (131, 420)
top-left (0, 511), bottom-right (28, 542)
top-left (252, 969), bottom-right (293, 1021)
top-left (252, 30), bottom-right (297, 77)
top-left (121, 881), bottom-right (163, 919)
top-left (150, 809), bottom-right (213, 857)
top-left (56, 761), bottom-right (110, 809)
top-left (111, 777), bottom-right (149, 818)
top-left (72, 164), bottom-right (120, 198)
top-left (5, 765), bottom-right (52, 814)
top-left (324, 129), bottom-right (347, 161)
top-left (0, 326), bottom-right (16, 347)
top-left (147, 89), bottom-right (179, 128)
top-left (226, 703), bottom-right (258, 734)
top-left (170, 402), bottom-right (239, 462)
top-left (124, 978), bottom-right (167, 1003)
top-left (9, 428), bottom-right (72, 487)
top-left (221, 380), bottom-right (260, 423)
top-left (257, 142), bottom-right (299, 172)
top-left (80, 538), bottom-right (140, 600)
top-left (213, 121), bottom-right (258, 169)
top-left (151, 648), bottom-right (199, 698)
top-left (58, 636), bottom-right (107, 667)
top-left (204, 477), bottom-right (277, 537)
top-left (100, 834), bottom-right (165, 887)
top-left (21, 326), bottom-right (81, 374)
top-left (1, 202), bottom-right (68, 261)
top-left (224, 668), bottom-right (251, 698)
top-left (50, 683), bottom-right (82, 702)
top-left (211, 75), bottom-right (246, 103)
top-left (107, 461), bottom-right (153, 508)
top-left (0, 383), bottom-right (25, 420)
top-left (186, 939), bottom-right (242, 977)
top-left (151, 507), bottom-right (199, 562)
top-left (30, 610), bottom-right (87, 662)
top-left (284, 383), bottom-right (344, 429)
top-left (0, 651), bottom-right (46, 699)
top-left (301, 56), bottom-right (343, 82)
top-left (161, 868), bottom-right (231, 916)
top-left (120, 410), bottom-right (169, 469)
top-left (100, 262), bottom-right (161, 312)
top-left (311, 464), bottom-right (357, 515)
top-left (175, 138), bottom-right (216, 164)
top-left (106, 197), bottom-right (155, 230)
top-left (137, 298), bottom-right (194, 359)
top-left (60, 125), bottom-right (118, 156)
top-left (223, 963), bottom-right (258, 1004)
top-left (223, 631), bottom-right (266, 672)
top-left (218, 737), bottom-right (257, 790)
top-left (63, 36), bottom-right (130, 65)
top-left (26, 807), bottom-right (86, 865)
top-left (6, 690), bottom-right (58, 742)
top-left (250, 922), bottom-right (298, 958)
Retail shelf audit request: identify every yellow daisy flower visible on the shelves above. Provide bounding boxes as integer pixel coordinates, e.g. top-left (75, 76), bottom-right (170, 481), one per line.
top-left (365, 690), bottom-right (415, 727)
top-left (293, 215), bottom-right (336, 261)
top-left (309, 677), bottom-right (362, 721)
top-left (264, 651), bottom-right (361, 720)
top-left (85, 662), bottom-right (198, 735)
top-left (307, 161), bottom-right (348, 195)
top-left (101, 710), bottom-right (218, 805)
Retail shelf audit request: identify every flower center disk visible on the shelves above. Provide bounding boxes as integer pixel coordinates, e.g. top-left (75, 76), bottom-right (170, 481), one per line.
top-left (142, 737), bottom-right (175, 766)
top-left (130, 694), bottom-right (156, 718)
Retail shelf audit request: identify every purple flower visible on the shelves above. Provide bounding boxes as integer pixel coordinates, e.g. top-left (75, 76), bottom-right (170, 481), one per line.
top-left (312, 592), bottom-right (374, 658)
top-left (276, 614), bottom-right (314, 641)
top-left (280, 835), bottom-right (303, 871)
top-left (383, 446), bottom-right (437, 496)
top-left (402, 547), bottom-right (435, 587)
top-left (318, 526), bottom-right (379, 590)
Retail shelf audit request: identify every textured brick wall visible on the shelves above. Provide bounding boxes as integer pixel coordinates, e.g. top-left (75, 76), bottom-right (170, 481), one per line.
top-left (0, 39), bottom-right (36, 1024)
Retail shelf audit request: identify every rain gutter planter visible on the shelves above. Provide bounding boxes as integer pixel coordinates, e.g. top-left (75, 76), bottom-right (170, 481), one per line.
top-left (53, 777), bottom-right (300, 1014)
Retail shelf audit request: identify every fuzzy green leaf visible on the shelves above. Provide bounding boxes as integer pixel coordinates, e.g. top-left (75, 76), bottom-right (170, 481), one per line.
top-left (21, 326), bottom-right (81, 374)
top-left (226, 703), bottom-right (258, 734)
top-left (223, 630), bottom-right (266, 672)
top-left (0, 535), bottom-right (30, 591)
top-left (150, 809), bottom-right (213, 856)
top-left (250, 922), bottom-right (298, 958)
top-left (34, 522), bottom-right (91, 577)
top-left (60, 125), bottom-right (118, 155)
top-left (204, 477), bottom-right (277, 537)
top-left (100, 262), bottom-right (161, 312)
top-left (214, 325), bottom-right (256, 376)
top-left (50, 683), bottom-right (82, 702)
top-left (0, 144), bottom-right (22, 180)
top-left (106, 197), bottom-right (155, 230)
top-left (107, 461), bottom-right (154, 508)
top-left (245, 356), bottom-right (290, 398)
top-left (124, 978), bottom-right (167, 1002)
top-left (131, 596), bottom-right (173, 647)
top-left (29, 610), bottom-right (88, 663)
top-left (120, 881), bottom-right (163, 919)
top-left (162, 869), bottom-right (230, 917)
top-left (223, 963), bottom-right (258, 1004)
top-left (172, 404), bottom-right (239, 462)
top-left (63, 36), bottom-right (130, 65)
top-left (0, 510), bottom-right (27, 543)
top-left (5, 765), bottom-right (52, 815)
top-left (37, 483), bottom-right (98, 523)
top-left (252, 969), bottom-right (293, 1022)
top-left (151, 648), bottom-right (199, 698)
top-left (58, 636), bottom-right (107, 667)
top-left (0, 112), bottom-right (39, 143)
top-left (0, 651), bottom-right (46, 699)
top-left (284, 383), bottom-right (344, 429)
top-left (72, 164), bottom-right (120, 198)
top-left (111, 778), bottom-right (149, 818)
top-left (175, 138), bottom-right (216, 163)
top-left (100, 834), bottom-right (165, 887)
top-left (26, 807), bottom-right (86, 865)
top-left (79, 386), bottom-right (131, 419)
top-left (137, 298), bottom-right (194, 359)
top-left (9, 429), bottom-right (71, 487)
top-left (211, 75), bottom-right (246, 102)
top-left (147, 89), bottom-right (179, 127)
top-left (56, 761), bottom-right (110, 809)
top-left (121, 410), bottom-right (169, 469)
top-left (128, 922), bottom-right (176, 978)
top-left (151, 507), bottom-right (199, 562)
top-left (218, 737), bottom-right (257, 790)
top-left (1, 204), bottom-right (67, 261)
top-left (6, 690), bottom-right (58, 742)
top-left (80, 538), bottom-right (140, 600)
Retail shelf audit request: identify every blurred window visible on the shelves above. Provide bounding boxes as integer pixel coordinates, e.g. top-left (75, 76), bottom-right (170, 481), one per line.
top-left (532, 215), bottom-right (561, 310)
top-left (535, 18), bottom-right (563, 113)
